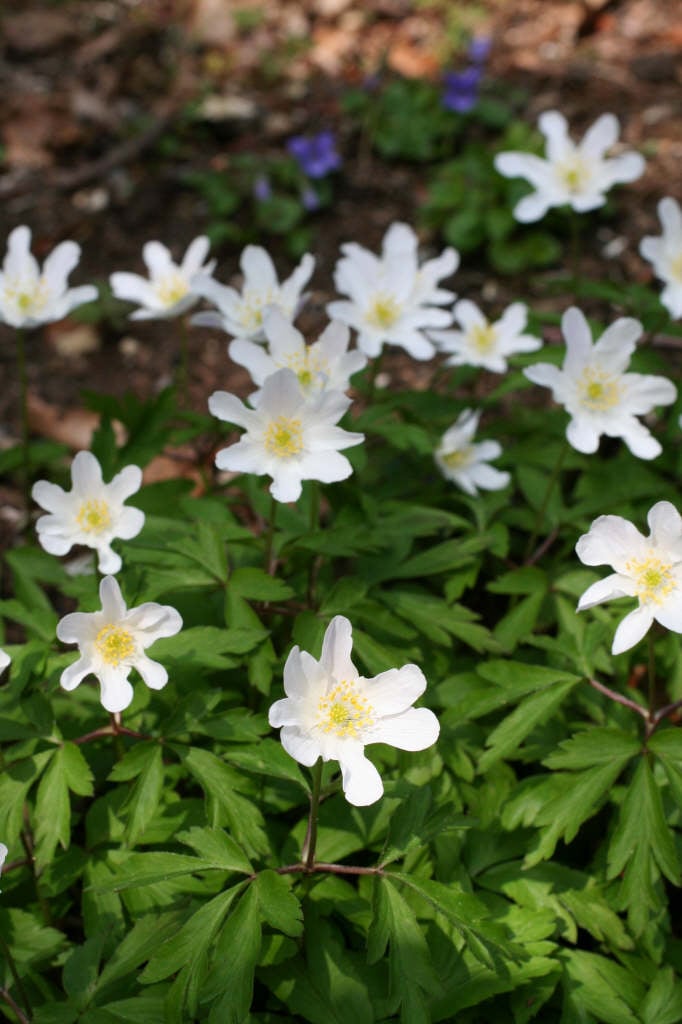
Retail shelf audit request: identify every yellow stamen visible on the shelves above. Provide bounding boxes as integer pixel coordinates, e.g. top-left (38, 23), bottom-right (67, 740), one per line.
top-left (470, 324), bottom-right (497, 353)
top-left (442, 447), bottom-right (472, 469)
top-left (282, 350), bottom-right (329, 390)
top-left (558, 156), bottom-right (589, 193)
top-left (239, 287), bottom-right (276, 331)
top-left (367, 295), bottom-right (400, 330)
top-left (264, 416), bottom-right (304, 458)
top-left (76, 499), bottom-right (112, 534)
top-left (670, 253), bottom-right (682, 284)
top-left (155, 273), bottom-right (189, 307)
top-left (579, 368), bottom-right (621, 411)
top-left (625, 553), bottom-right (675, 605)
top-left (95, 624), bottom-right (135, 666)
top-left (317, 680), bottom-right (374, 738)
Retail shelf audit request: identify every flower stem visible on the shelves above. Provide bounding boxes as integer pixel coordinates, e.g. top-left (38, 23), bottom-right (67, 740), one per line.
top-left (264, 494), bottom-right (277, 575)
top-left (569, 213), bottom-right (582, 301)
top-left (15, 327), bottom-right (31, 512)
top-left (524, 446), bottom-right (568, 562)
top-left (307, 482), bottom-right (321, 607)
top-left (302, 758), bottom-right (323, 869)
top-left (177, 316), bottom-right (190, 407)
top-left (0, 935), bottom-right (32, 1021)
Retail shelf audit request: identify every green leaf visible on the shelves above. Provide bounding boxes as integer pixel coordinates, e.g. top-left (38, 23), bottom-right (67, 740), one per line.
top-left (229, 567), bottom-right (295, 601)
top-left (607, 756), bottom-right (680, 934)
top-left (203, 885), bottom-right (262, 1019)
top-left (479, 679), bottom-right (578, 769)
top-left (176, 827), bottom-right (253, 874)
top-left (34, 748), bottom-right (70, 867)
top-left (152, 625), bottom-right (268, 669)
top-left (119, 744), bottom-right (165, 845)
top-left (61, 742), bottom-right (95, 796)
top-left (368, 876), bottom-right (438, 1022)
top-left (140, 885), bottom-right (246, 984)
top-left (640, 966), bottom-right (682, 1024)
top-left (494, 590), bottom-right (546, 651)
top-left (544, 728), bottom-right (641, 770)
top-left (253, 870), bottom-right (303, 937)
top-left (63, 935), bottom-right (103, 1005)
top-left (559, 948), bottom-right (643, 1024)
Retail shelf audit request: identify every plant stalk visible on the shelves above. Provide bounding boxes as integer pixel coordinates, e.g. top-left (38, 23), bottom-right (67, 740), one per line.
top-left (301, 758), bottom-right (323, 869)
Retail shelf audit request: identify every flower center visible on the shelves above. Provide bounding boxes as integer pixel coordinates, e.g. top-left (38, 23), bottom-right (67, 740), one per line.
top-left (625, 554), bottom-right (675, 605)
top-left (470, 324), bottom-right (497, 353)
top-left (5, 276), bottom-right (50, 317)
top-left (317, 680), bottom-right (374, 738)
top-left (367, 294), bottom-right (401, 330)
top-left (579, 368), bottom-right (622, 411)
top-left (239, 287), bottom-right (276, 331)
top-left (442, 446), bottom-right (473, 469)
top-left (282, 350), bottom-right (329, 390)
top-left (155, 273), bottom-right (189, 308)
top-left (95, 624), bottom-right (136, 666)
top-left (558, 155), bottom-right (590, 194)
top-left (76, 499), bottom-right (112, 534)
top-left (264, 416), bottom-right (304, 458)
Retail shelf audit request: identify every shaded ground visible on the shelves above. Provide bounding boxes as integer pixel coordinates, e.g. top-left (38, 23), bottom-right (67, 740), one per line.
top-left (0, 0), bottom-right (681, 459)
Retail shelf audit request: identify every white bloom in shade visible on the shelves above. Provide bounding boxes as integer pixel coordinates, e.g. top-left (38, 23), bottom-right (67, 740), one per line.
top-left (56, 575), bottom-right (182, 712)
top-left (434, 408), bottom-right (510, 496)
top-left (110, 236), bottom-right (215, 320)
top-left (524, 307), bottom-right (676, 458)
top-left (268, 615), bottom-right (439, 806)
top-left (0, 649), bottom-right (9, 673)
top-left (576, 502), bottom-right (682, 655)
top-left (229, 307), bottom-right (367, 402)
top-left (639, 197), bottom-right (682, 319)
top-left (327, 221), bottom-right (457, 360)
top-left (33, 451), bottom-right (145, 574)
top-left (430, 300), bottom-right (541, 372)
top-left (209, 368), bottom-right (364, 503)
top-left (0, 225), bottom-right (97, 329)
top-left (495, 111), bottom-right (645, 223)
top-left (191, 245), bottom-right (314, 341)
top-left (0, 842), bottom-right (7, 873)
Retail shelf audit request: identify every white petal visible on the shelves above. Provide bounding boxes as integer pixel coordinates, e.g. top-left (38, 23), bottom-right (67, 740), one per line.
top-left (57, 612), bottom-right (95, 644)
top-left (269, 696), bottom-right (297, 727)
top-left (269, 467), bottom-right (304, 503)
top-left (617, 419), bottom-right (661, 460)
top-left (538, 110), bottom-right (571, 161)
top-left (181, 236), bottom-right (211, 275)
top-left (259, 368), bottom-right (304, 417)
top-left (612, 605), bottom-right (653, 655)
top-left (495, 152), bottom-right (552, 189)
top-left (71, 450), bottom-right (103, 493)
top-left (514, 193), bottom-right (553, 223)
top-left (577, 573), bottom-right (634, 610)
top-left (320, 616), bottom-right (356, 682)
top-left (115, 506), bottom-right (145, 541)
top-left (108, 464), bottom-right (142, 503)
top-left (60, 655), bottom-right (94, 692)
top-left (32, 480), bottom-right (68, 513)
top-left (208, 391), bottom-right (258, 430)
top-left (366, 664), bottom-right (427, 714)
top-left (593, 318), bottom-right (641, 368)
top-left (566, 416), bottom-right (600, 454)
top-left (576, 515), bottom-right (645, 571)
top-left (297, 449), bottom-right (354, 484)
top-left (99, 575), bottom-right (127, 619)
top-left (229, 338), bottom-right (275, 384)
top-left (110, 272), bottom-right (156, 307)
top-left (96, 545), bottom-right (122, 575)
top-left (340, 750), bottom-right (384, 806)
top-left (241, 245), bottom-right (278, 289)
top-left (562, 307), bottom-right (593, 373)
top-left (142, 241), bottom-right (174, 279)
top-left (647, 502), bottom-right (682, 552)
top-left (468, 463), bottom-right (510, 492)
top-left (0, 649), bottom-right (10, 672)
top-left (37, 530), bottom-right (73, 557)
top-left (623, 373), bottom-right (676, 414)
top-left (369, 707), bottom-right (439, 751)
top-left (280, 726), bottom-right (320, 767)
top-left (98, 667), bottom-right (135, 713)
top-left (603, 152), bottom-right (645, 186)
top-left (279, 253), bottom-right (315, 309)
top-left (135, 655), bottom-right (168, 691)
top-left (42, 241), bottom-right (80, 294)
top-left (523, 363), bottom-right (564, 393)
top-left (580, 114), bottom-right (619, 158)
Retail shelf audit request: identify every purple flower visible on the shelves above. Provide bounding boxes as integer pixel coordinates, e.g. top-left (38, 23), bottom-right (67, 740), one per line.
top-left (441, 66), bottom-right (482, 114)
top-left (287, 130), bottom-right (341, 179)
top-left (253, 174), bottom-right (272, 202)
top-left (301, 185), bottom-right (320, 212)
top-left (468, 37), bottom-right (491, 64)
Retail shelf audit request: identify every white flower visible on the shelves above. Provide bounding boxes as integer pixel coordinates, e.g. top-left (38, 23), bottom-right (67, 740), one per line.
top-left (0, 842), bottom-right (7, 881)
top-left (56, 575), bottom-right (182, 712)
top-left (110, 236), bottom-right (215, 320)
top-left (494, 111), bottom-right (645, 223)
top-left (0, 649), bottom-right (9, 673)
top-left (434, 408), bottom-right (510, 495)
top-left (524, 307), bottom-right (676, 459)
top-left (229, 307), bottom-right (367, 402)
top-left (209, 368), bottom-right (364, 503)
top-left (191, 245), bottom-right (314, 341)
top-left (327, 221), bottom-right (457, 360)
top-left (639, 197), bottom-right (682, 320)
top-left (430, 300), bottom-right (541, 372)
top-left (0, 225), bottom-right (97, 329)
top-left (33, 451), bottom-right (145, 574)
top-left (576, 502), bottom-right (682, 655)
top-left (268, 615), bottom-right (439, 806)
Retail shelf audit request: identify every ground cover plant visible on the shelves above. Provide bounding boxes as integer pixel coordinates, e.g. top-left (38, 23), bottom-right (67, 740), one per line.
top-left (2, 4), bottom-right (682, 1023)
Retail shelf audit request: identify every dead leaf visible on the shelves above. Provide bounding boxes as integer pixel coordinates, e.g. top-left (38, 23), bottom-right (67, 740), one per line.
top-left (4, 10), bottom-right (76, 54)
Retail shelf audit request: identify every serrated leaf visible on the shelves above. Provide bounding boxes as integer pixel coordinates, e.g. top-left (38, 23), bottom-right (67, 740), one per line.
top-left (544, 728), bottom-right (641, 770)
top-left (229, 567), bottom-right (295, 602)
top-left (61, 742), bottom-right (95, 797)
top-left (34, 748), bottom-right (70, 867)
top-left (176, 827), bottom-right (253, 874)
top-left (254, 870), bottom-right (303, 937)
top-left (480, 678), bottom-right (578, 769)
top-left (640, 966), bottom-right (682, 1024)
top-left (559, 949), bottom-right (643, 1024)
top-left (120, 744), bottom-right (164, 845)
top-left (203, 885), bottom-right (261, 1018)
